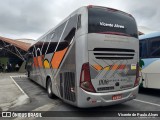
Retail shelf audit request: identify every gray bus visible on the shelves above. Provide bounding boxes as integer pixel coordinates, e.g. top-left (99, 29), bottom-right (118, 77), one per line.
top-left (26, 5), bottom-right (139, 108)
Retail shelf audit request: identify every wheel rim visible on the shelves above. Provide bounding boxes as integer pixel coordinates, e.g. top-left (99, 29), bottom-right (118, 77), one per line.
top-left (48, 82), bottom-right (52, 94)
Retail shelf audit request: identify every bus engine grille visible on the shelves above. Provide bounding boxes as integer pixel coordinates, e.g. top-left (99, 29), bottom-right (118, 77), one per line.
top-left (93, 48), bottom-right (135, 60)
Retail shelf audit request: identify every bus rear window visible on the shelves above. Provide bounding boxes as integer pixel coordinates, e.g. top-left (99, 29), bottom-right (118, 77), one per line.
top-left (88, 8), bottom-right (138, 38)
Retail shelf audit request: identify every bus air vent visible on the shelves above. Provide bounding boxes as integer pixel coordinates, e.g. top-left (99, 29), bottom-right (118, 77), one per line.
top-left (93, 48), bottom-right (135, 60)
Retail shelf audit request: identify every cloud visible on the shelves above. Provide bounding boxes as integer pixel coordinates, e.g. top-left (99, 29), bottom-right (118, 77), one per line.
top-left (0, 0), bottom-right (55, 39)
top-left (120, 0), bottom-right (160, 31)
top-left (0, 0), bottom-right (159, 39)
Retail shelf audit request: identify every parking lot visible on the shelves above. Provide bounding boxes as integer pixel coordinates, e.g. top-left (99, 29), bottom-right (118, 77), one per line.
top-left (2, 75), bottom-right (157, 119)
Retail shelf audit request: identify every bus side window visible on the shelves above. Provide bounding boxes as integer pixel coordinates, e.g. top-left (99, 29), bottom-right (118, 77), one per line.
top-left (51, 32), bottom-right (55, 40)
top-left (62, 15), bottom-right (78, 44)
top-left (140, 40), bottom-right (147, 58)
top-left (77, 14), bottom-right (81, 29)
top-left (44, 32), bottom-right (55, 55)
top-left (55, 15), bottom-right (78, 52)
top-left (149, 37), bottom-right (160, 57)
top-left (64, 28), bottom-right (76, 44)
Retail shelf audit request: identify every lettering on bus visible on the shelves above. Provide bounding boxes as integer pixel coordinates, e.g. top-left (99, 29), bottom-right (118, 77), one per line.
top-left (99, 79), bottom-right (109, 85)
top-left (100, 22), bottom-right (124, 29)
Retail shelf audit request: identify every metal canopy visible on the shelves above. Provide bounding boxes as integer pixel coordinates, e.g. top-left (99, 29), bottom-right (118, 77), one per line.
top-left (0, 36), bottom-right (31, 61)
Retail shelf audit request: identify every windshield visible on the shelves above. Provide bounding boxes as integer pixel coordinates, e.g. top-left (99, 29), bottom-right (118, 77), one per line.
top-left (88, 7), bottom-right (138, 38)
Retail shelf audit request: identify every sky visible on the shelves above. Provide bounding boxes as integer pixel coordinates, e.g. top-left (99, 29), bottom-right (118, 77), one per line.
top-left (0, 0), bottom-right (159, 40)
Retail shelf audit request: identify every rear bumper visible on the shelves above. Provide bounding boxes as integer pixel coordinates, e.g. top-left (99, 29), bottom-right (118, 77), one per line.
top-left (77, 86), bottom-right (139, 108)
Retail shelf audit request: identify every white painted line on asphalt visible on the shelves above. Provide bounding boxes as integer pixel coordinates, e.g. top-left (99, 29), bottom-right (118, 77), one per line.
top-left (11, 75), bottom-right (27, 78)
top-left (134, 99), bottom-right (160, 107)
top-left (10, 76), bottom-right (29, 99)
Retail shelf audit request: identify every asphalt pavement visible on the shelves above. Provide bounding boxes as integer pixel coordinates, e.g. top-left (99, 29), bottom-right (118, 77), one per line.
top-left (1, 75), bottom-right (160, 120)
top-left (0, 73), bottom-right (30, 111)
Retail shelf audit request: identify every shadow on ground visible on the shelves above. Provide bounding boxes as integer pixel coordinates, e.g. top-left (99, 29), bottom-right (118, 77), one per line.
top-left (139, 87), bottom-right (160, 97)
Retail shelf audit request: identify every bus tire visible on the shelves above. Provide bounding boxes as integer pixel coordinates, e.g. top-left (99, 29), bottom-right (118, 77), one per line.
top-left (47, 78), bottom-right (55, 99)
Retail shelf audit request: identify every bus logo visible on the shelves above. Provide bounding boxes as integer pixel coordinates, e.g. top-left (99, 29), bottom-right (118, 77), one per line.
top-left (99, 79), bottom-right (109, 85)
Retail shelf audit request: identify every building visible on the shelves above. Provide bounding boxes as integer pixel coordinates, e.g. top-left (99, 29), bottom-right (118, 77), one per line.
top-left (0, 36), bottom-right (35, 72)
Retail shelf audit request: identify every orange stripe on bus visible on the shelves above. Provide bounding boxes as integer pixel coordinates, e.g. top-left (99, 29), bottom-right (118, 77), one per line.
top-left (118, 65), bottom-right (126, 70)
top-left (51, 48), bottom-right (68, 69)
top-left (33, 57), bottom-right (39, 68)
top-left (93, 64), bottom-right (103, 71)
top-left (37, 55), bottom-right (44, 68)
top-left (111, 64), bottom-right (119, 70)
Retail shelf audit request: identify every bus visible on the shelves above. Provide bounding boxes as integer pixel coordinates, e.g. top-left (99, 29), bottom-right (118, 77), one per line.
top-left (139, 32), bottom-right (160, 89)
top-left (26, 5), bottom-right (139, 108)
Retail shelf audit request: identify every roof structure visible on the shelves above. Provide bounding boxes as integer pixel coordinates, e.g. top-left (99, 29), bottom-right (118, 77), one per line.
top-left (15, 39), bottom-right (36, 45)
top-left (0, 36), bottom-right (32, 60)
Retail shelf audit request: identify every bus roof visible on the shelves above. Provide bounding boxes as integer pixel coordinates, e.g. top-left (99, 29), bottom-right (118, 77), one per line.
top-left (139, 31), bottom-right (160, 40)
top-left (87, 5), bottom-right (133, 18)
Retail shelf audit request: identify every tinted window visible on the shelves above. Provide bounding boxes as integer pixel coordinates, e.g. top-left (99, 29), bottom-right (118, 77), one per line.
top-left (56, 15), bottom-right (77, 51)
top-left (149, 37), bottom-right (160, 57)
top-left (88, 8), bottom-right (138, 38)
top-left (61, 15), bottom-right (77, 43)
top-left (54, 22), bottom-right (67, 42)
top-left (140, 40), bottom-right (147, 58)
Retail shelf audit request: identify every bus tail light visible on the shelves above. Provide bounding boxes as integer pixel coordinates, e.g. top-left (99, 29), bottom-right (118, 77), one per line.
top-left (134, 63), bottom-right (140, 87)
top-left (80, 62), bottom-right (96, 92)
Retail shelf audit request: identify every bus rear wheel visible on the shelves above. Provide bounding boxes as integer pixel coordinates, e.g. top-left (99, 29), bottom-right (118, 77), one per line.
top-left (47, 78), bottom-right (55, 98)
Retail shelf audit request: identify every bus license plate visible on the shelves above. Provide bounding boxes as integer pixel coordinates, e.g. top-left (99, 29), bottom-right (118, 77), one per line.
top-left (112, 94), bottom-right (122, 100)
